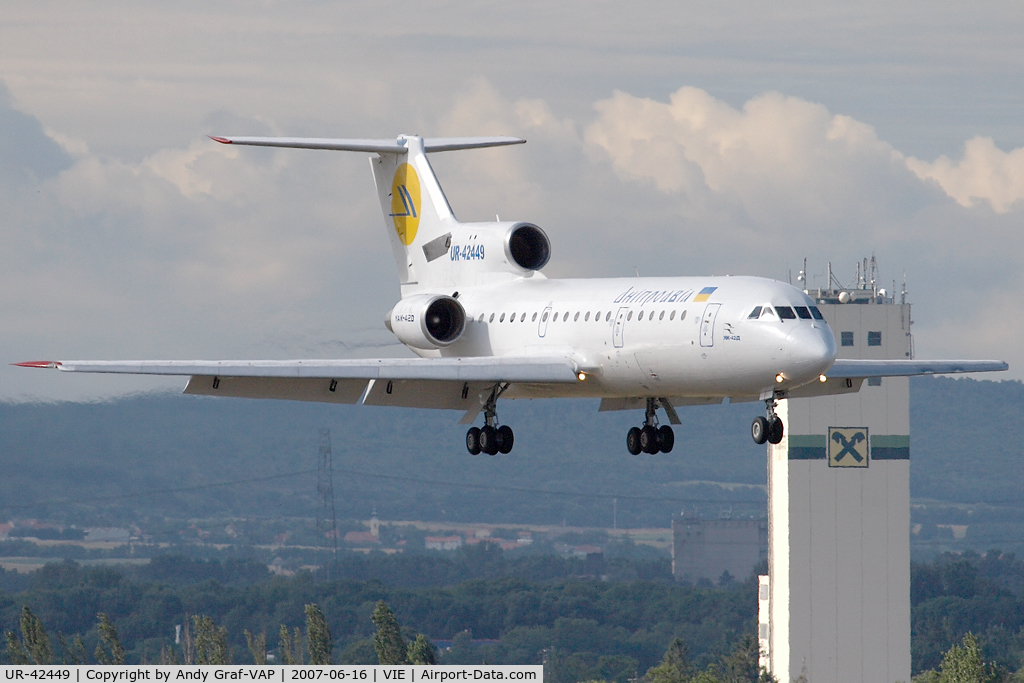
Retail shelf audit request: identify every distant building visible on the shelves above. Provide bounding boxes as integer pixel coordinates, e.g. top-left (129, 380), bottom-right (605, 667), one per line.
top-left (572, 545), bottom-right (605, 576)
top-left (425, 535), bottom-right (463, 551)
top-left (672, 518), bottom-right (766, 583)
top-left (344, 531), bottom-right (380, 545)
top-left (464, 537), bottom-right (520, 551)
top-left (84, 527), bottom-right (131, 543)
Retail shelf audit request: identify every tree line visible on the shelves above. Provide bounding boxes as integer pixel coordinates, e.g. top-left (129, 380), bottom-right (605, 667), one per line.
top-left (4, 600), bottom-right (439, 667)
top-left (5, 549), bottom-right (1024, 679)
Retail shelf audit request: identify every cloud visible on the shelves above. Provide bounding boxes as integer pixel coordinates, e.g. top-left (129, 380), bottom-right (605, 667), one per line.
top-left (0, 81), bottom-right (73, 186)
top-left (584, 87), bottom-right (933, 234)
top-left (906, 137), bottom-right (1024, 213)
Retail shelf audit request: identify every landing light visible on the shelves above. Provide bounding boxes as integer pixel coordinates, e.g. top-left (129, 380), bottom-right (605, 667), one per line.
top-left (775, 373), bottom-right (785, 383)
top-left (578, 372), bottom-right (587, 381)
top-left (819, 374), bottom-right (828, 383)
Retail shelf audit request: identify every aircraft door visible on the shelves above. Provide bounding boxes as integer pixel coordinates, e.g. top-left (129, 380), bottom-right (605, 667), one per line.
top-left (613, 307), bottom-right (628, 348)
top-left (700, 303), bottom-right (722, 348)
top-left (538, 305), bottom-right (552, 338)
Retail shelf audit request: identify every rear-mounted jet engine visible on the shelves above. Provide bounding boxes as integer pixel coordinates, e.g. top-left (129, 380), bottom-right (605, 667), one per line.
top-left (386, 294), bottom-right (466, 350)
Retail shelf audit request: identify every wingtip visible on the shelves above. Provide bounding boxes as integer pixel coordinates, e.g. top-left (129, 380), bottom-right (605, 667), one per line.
top-left (209, 136), bottom-right (232, 144)
top-left (12, 361), bottom-right (61, 369)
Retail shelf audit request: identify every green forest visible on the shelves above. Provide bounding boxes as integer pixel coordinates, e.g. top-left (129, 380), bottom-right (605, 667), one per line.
top-left (3, 548), bottom-right (1024, 681)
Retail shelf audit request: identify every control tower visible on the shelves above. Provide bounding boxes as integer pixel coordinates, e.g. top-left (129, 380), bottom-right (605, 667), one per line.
top-left (760, 257), bottom-right (912, 683)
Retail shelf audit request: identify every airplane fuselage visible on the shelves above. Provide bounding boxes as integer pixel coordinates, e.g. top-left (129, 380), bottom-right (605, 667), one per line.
top-left (421, 275), bottom-right (837, 402)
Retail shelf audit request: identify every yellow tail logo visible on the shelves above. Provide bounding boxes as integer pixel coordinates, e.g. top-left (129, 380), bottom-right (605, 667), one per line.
top-left (390, 163), bottom-right (420, 246)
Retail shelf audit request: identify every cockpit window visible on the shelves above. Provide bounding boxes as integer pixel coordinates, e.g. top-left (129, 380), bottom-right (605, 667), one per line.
top-left (775, 306), bottom-right (796, 319)
top-left (809, 306), bottom-right (824, 320)
top-left (794, 306), bottom-right (812, 319)
top-left (748, 306), bottom-right (762, 319)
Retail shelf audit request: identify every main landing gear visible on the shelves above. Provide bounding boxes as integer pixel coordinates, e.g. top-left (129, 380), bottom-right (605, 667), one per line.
top-left (627, 398), bottom-right (675, 455)
top-left (751, 397), bottom-right (784, 445)
top-left (466, 384), bottom-right (514, 455)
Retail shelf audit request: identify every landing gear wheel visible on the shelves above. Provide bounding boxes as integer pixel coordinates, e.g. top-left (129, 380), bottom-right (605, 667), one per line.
top-left (627, 427), bottom-right (643, 455)
top-left (497, 425), bottom-right (514, 454)
top-left (658, 425), bottom-right (675, 453)
top-left (751, 416), bottom-right (769, 445)
top-left (466, 427), bottom-right (482, 455)
top-left (767, 416), bottom-right (784, 444)
top-left (640, 425), bottom-right (660, 454)
top-left (479, 425), bottom-right (499, 455)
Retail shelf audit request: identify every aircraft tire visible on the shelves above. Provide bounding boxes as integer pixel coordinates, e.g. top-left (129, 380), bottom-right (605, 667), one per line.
top-left (767, 416), bottom-right (784, 445)
top-left (751, 417), bottom-right (769, 445)
top-left (658, 425), bottom-right (675, 453)
top-left (640, 425), bottom-right (660, 454)
top-left (466, 427), bottom-right (482, 455)
top-left (627, 427), bottom-right (643, 455)
top-left (497, 425), bottom-right (514, 454)
top-left (480, 425), bottom-right (500, 455)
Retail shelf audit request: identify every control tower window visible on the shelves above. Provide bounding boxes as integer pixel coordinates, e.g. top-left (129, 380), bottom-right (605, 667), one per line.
top-left (868, 331), bottom-right (882, 346)
top-left (775, 306), bottom-right (796, 319)
top-left (841, 331), bottom-right (854, 347)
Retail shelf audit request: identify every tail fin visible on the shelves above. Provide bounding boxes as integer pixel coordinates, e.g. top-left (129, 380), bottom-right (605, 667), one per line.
top-left (210, 134), bottom-right (524, 291)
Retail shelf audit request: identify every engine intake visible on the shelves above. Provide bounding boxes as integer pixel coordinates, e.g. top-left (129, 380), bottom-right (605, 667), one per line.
top-left (505, 223), bottom-right (551, 271)
top-left (387, 294), bottom-right (466, 349)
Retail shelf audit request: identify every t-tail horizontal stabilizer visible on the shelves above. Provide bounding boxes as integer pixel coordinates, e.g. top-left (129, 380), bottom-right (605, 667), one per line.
top-left (209, 136), bottom-right (525, 153)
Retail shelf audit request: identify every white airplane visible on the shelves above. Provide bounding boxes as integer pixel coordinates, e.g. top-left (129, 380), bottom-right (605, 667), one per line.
top-left (17, 135), bottom-right (1008, 455)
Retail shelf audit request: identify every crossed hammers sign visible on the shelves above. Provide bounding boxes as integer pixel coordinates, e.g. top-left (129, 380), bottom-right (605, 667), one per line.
top-left (831, 431), bottom-right (865, 462)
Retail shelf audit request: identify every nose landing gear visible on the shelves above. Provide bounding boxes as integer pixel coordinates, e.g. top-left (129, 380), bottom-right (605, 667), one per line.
top-left (627, 398), bottom-right (676, 455)
top-left (751, 397), bottom-right (784, 445)
top-left (466, 383), bottom-right (514, 455)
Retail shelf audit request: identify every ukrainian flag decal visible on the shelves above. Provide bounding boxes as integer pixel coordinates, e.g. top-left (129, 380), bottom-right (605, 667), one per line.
top-left (390, 163), bottom-right (420, 246)
top-left (694, 286), bottom-right (717, 302)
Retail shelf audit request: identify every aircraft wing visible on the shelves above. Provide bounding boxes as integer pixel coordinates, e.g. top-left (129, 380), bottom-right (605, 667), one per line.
top-left (15, 356), bottom-right (581, 416)
top-left (14, 357), bottom-right (579, 382)
top-left (826, 359), bottom-right (1008, 378)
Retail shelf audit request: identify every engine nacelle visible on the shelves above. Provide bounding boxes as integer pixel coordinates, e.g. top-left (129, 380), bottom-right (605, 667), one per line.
top-left (504, 222), bottom-right (551, 272)
top-left (386, 294), bottom-right (466, 349)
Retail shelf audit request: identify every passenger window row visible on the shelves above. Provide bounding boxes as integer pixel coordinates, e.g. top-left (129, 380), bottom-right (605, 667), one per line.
top-left (473, 309), bottom-right (690, 324)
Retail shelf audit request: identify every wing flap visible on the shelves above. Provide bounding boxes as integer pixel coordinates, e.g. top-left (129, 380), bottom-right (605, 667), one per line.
top-left (362, 379), bottom-right (492, 410)
top-left (184, 376), bottom-right (367, 403)
top-left (827, 359), bottom-right (1008, 378)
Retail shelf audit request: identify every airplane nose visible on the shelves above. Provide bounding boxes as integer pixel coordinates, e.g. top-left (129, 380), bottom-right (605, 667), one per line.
top-left (785, 325), bottom-right (837, 376)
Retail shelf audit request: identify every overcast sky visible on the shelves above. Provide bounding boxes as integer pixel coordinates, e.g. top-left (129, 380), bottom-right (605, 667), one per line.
top-left (1, 0), bottom-right (1022, 401)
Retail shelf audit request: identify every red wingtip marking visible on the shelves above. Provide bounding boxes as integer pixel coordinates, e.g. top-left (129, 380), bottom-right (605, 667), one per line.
top-left (13, 361), bottom-right (61, 369)
top-left (209, 136), bottom-right (232, 144)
